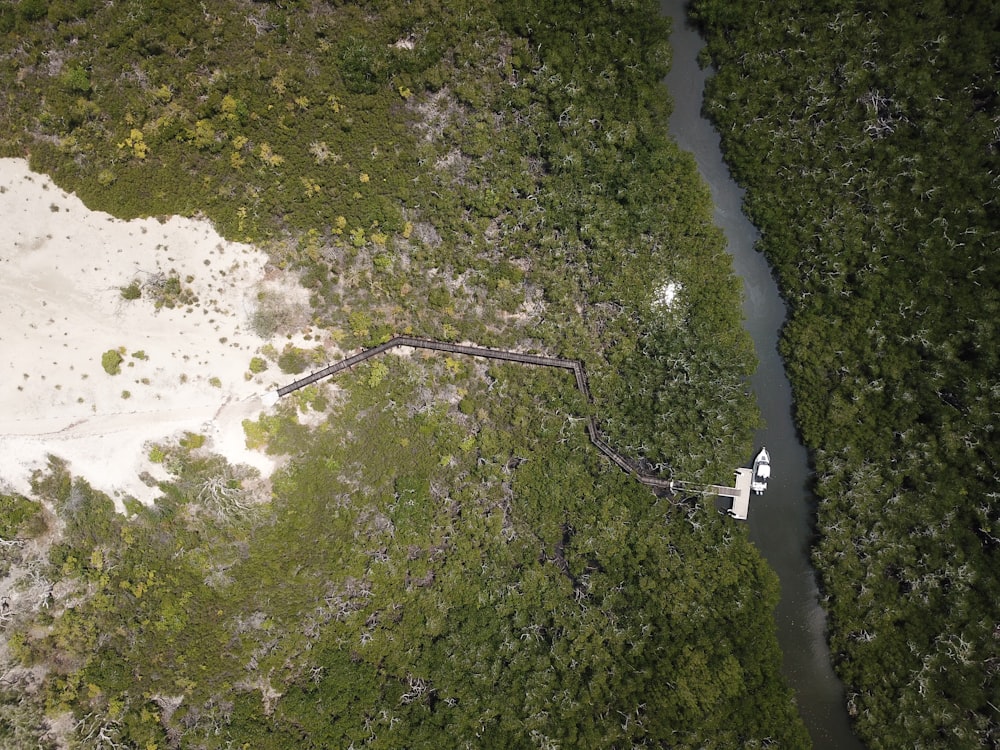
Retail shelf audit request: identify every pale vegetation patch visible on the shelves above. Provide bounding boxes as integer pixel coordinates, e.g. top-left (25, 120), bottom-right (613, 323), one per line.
top-left (653, 280), bottom-right (682, 310)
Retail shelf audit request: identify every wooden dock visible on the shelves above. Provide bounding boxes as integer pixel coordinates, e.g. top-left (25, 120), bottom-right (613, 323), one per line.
top-left (275, 335), bottom-right (753, 517)
top-left (668, 468), bottom-right (753, 519)
top-left (721, 468), bottom-right (753, 520)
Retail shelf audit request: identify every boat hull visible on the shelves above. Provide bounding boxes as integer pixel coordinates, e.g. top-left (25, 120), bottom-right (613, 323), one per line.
top-left (751, 447), bottom-right (770, 494)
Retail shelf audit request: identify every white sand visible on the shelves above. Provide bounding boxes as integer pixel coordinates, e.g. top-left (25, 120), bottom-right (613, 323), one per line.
top-left (0, 158), bottom-right (305, 507)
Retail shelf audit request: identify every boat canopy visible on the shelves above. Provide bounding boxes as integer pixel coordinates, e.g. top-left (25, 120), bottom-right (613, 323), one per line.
top-left (758, 464), bottom-right (771, 478)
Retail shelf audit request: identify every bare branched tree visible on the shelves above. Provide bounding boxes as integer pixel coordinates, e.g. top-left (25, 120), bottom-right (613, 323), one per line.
top-left (75, 712), bottom-right (126, 750)
top-left (196, 465), bottom-right (261, 519)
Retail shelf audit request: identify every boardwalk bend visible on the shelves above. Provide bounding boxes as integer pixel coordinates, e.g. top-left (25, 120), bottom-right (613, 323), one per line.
top-left (275, 336), bottom-right (752, 518)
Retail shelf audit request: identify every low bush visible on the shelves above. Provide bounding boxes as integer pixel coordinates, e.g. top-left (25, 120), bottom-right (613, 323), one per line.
top-left (120, 280), bottom-right (141, 300)
top-left (277, 347), bottom-right (309, 375)
top-left (101, 349), bottom-right (123, 375)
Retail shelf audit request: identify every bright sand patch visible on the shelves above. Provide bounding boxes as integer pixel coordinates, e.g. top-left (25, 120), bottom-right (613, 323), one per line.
top-left (0, 159), bottom-right (301, 507)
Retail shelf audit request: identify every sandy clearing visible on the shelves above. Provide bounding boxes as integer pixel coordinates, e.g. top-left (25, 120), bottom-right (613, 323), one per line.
top-left (0, 158), bottom-right (309, 507)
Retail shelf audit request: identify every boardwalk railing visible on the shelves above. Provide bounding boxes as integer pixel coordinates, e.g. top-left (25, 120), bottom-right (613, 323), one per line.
top-left (277, 336), bottom-right (701, 496)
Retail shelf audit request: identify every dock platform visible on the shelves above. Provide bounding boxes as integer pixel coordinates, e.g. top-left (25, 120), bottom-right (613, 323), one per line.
top-left (670, 467), bottom-right (753, 520)
top-left (717, 468), bottom-right (753, 520)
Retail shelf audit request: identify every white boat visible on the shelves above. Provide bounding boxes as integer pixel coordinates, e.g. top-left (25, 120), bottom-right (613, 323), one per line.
top-left (751, 447), bottom-right (770, 494)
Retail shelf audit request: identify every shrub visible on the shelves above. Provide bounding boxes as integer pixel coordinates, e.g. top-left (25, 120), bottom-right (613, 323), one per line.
top-left (18, 0), bottom-right (48, 23)
top-left (101, 349), bottom-right (123, 375)
top-left (180, 432), bottom-right (205, 450)
top-left (0, 493), bottom-right (44, 538)
top-left (148, 271), bottom-right (197, 310)
top-left (242, 418), bottom-right (268, 450)
top-left (60, 64), bottom-right (91, 94)
top-left (120, 281), bottom-right (142, 300)
top-left (249, 356), bottom-right (268, 374)
top-left (367, 360), bottom-right (389, 388)
top-left (428, 286), bottom-right (451, 310)
top-left (277, 347), bottom-right (309, 374)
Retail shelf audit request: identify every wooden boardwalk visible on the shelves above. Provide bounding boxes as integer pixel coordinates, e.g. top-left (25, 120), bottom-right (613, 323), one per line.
top-left (276, 335), bottom-right (751, 514)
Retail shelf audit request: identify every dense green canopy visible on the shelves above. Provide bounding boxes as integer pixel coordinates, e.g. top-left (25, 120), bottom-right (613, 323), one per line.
top-left (0, 0), bottom-right (809, 747)
top-left (693, 0), bottom-right (1000, 747)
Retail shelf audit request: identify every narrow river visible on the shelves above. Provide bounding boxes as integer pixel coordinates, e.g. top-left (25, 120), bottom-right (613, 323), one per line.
top-left (660, 3), bottom-right (865, 748)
